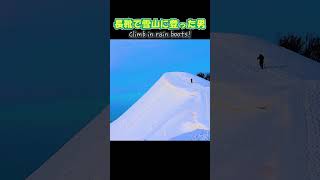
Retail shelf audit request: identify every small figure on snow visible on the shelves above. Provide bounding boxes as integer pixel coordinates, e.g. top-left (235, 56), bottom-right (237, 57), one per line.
top-left (191, 78), bottom-right (193, 83)
top-left (257, 54), bottom-right (265, 69)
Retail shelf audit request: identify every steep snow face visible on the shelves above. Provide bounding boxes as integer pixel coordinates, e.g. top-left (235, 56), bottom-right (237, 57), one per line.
top-left (212, 33), bottom-right (320, 180)
top-left (110, 72), bottom-right (210, 141)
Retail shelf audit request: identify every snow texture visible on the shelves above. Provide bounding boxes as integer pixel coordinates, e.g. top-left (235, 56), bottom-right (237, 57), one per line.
top-left (170, 129), bottom-right (210, 141)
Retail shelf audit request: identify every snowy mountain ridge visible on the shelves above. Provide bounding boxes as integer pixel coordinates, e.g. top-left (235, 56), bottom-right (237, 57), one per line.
top-left (110, 72), bottom-right (210, 141)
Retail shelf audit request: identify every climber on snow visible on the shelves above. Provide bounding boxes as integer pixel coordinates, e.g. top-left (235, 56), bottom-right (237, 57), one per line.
top-left (257, 54), bottom-right (265, 69)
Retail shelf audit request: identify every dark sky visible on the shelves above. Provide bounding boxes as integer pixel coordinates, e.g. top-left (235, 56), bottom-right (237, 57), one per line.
top-left (0, 0), bottom-right (107, 179)
top-left (0, 0), bottom-right (107, 101)
top-left (213, 0), bottom-right (320, 42)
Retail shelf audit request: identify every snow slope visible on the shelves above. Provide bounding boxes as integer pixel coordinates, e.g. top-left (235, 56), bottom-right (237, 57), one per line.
top-left (211, 33), bottom-right (320, 180)
top-left (26, 108), bottom-right (109, 180)
top-left (111, 72), bottom-right (210, 141)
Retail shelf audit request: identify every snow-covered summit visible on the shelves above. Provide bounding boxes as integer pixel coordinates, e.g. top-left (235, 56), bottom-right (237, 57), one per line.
top-left (111, 71), bottom-right (210, 141)
top-left (160, 72), bottom-right (209, 88)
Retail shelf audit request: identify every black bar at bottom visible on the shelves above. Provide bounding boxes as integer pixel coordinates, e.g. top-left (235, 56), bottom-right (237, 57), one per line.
top-left (111, 141), bottom-right (210, 179)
